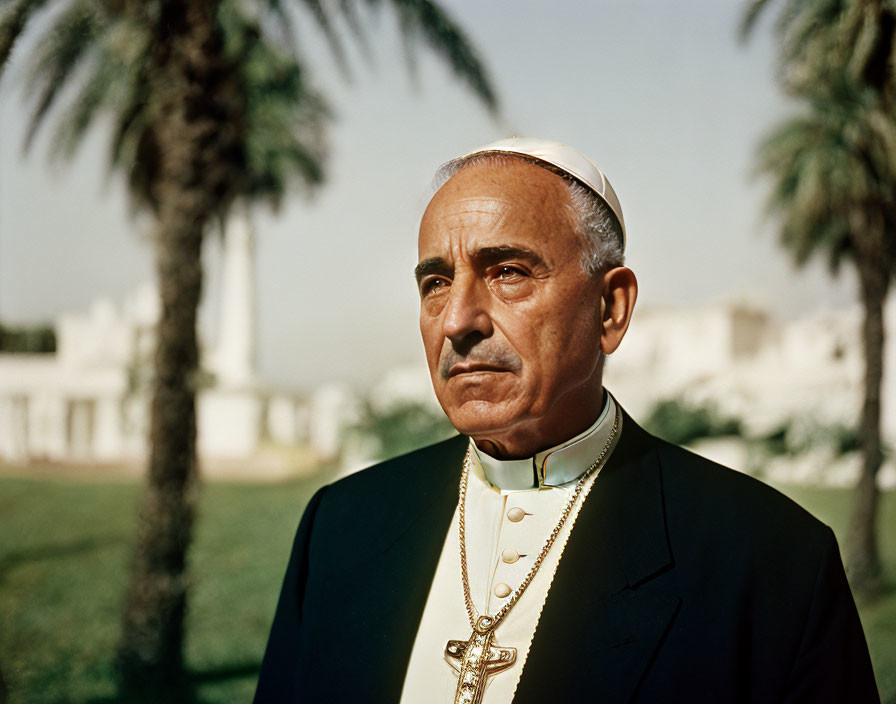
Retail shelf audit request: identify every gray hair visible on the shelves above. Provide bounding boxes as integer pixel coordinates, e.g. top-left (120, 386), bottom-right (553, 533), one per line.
top-left (434, 153), bottom-right (624, 275)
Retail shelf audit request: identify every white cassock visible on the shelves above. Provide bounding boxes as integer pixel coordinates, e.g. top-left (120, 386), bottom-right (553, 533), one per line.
top-left (400, 393), bottom-right (620, 703)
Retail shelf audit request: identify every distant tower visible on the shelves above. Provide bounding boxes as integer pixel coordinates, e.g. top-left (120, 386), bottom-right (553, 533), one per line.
top-left (214, 206), bottom-right (257, 389)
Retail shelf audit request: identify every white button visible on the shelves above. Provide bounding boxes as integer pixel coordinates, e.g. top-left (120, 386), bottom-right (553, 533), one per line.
top-left (494, 583), bottom-right (512, 598)
top-left (501, 549), bottom-right (520, 564)
top-left (507, 507), bottom-right (526, 522)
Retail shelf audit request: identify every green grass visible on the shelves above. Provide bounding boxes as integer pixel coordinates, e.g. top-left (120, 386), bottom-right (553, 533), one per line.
top-left (1, 476), bottom-right (894, 703)
top-left (0, 475), bottom-right (323, 703)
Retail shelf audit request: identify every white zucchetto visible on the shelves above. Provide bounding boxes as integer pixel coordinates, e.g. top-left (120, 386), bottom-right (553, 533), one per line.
top-left (438, 137), bottom-right (626, 250)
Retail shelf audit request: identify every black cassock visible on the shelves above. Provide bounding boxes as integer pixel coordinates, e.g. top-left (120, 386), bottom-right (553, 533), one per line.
top-left (254, 408), bottom-right (879, 703)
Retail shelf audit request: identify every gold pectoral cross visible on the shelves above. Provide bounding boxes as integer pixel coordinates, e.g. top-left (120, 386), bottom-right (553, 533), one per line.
top-left (445, 615), bottom-right (516, 704)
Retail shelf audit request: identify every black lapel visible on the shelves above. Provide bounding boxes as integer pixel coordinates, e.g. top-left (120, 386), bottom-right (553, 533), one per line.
top-left (514, 414), bottom-right (680, 704)
top-left (307, 434), bottom-right (467, 703)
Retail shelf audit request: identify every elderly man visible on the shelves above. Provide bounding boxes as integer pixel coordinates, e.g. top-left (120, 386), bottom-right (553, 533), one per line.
top-left (254, 138), bottom-right (879, 703)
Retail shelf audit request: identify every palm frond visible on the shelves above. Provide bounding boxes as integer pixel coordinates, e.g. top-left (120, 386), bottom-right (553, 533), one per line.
top-left (755, 74), bottom-right (896, 275)
top-left (382, 0), bottom-right (497, 112)
top-left (48, 15), bottom-right (148, 159)
top-left (0, 0), bottom-right (51, 77)
top-left (262, 0), bottom-right (298, 48)
top-left (847, 1), bottom-right (879, 79)
top-left (295, 0), bottom-right (351, 78)
top-left (743, 0), bottom-right (896, 99)
top-left (394, 2), bottom-right (420, 89)
top-left (740, 0), bottom-right (774, 40)
top-left (242, 44), bottom-right (329, 205)
top-left (777, 0), bottom-right (843, 92)
top-left (49, 60), bottom-right (113, 158)
top-left (337, 0), bottom-right (374, 65)
top-left (23, 0), bottom-right (102, 150)
top-left (7, 0), bottom-right (496, 221)
top-left (109, 53), bottom-right (151, 173)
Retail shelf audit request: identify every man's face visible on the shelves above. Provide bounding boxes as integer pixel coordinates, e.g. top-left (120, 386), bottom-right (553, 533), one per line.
top-left (416, 160), bottom-right (607, 458)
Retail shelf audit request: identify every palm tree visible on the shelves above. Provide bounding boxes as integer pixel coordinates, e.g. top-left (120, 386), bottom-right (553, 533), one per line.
top-left (741, 0), bottom-right (896, 101)
top-left (0, 0), bottom-right (497, 692)
top-left (755, 79), bottom-right (896, 597)
top-left (743, 0), bottom-right (896, 598)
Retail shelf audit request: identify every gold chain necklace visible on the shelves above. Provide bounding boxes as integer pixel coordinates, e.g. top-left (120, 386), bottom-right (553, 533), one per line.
top-left (444, 406), bottom-right (621, 704)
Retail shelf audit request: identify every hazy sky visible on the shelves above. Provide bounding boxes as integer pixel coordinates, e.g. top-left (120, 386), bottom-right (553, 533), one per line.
top-left (0, 0), bottom-right (860, 390)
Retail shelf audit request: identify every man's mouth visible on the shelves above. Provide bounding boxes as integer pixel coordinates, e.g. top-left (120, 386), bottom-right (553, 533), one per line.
top-left (447, 363), bottom-right (508, 379)
top-left (438, 343), bottom-right (522, 380)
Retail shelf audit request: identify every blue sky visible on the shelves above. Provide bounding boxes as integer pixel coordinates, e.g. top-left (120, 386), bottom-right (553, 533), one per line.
top-left (0, 0), bottom-right (858, 389)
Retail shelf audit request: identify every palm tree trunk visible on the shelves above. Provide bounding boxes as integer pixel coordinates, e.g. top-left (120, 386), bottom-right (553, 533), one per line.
top-left (117, 0), bottom-right (234, 692)
top-left (845, 255), bottom-right (888, 599)
top-left (117, 211), bottom-right (204, 691)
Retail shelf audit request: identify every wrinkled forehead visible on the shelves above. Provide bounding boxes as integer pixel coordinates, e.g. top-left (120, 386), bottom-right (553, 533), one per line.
top-left (421, 158), bottom-right (574, 232)
top-left (418, 159), bottom-right (582, 259)
top-left (433, 138), bottom-right (626, 251)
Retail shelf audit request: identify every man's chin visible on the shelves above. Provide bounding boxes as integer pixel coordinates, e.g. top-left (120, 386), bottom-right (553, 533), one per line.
top-left (441, 399), bottom-right (521, 438)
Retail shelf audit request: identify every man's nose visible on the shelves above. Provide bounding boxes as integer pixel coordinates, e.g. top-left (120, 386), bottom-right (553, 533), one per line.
top-left (442, 275), bottom-right (493, 345)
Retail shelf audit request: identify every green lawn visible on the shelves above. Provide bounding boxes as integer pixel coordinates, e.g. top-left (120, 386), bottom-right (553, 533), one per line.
top-left (0, 475), bottom-right (322, 703)
top-left (1, 475), bottom-right (894, 703)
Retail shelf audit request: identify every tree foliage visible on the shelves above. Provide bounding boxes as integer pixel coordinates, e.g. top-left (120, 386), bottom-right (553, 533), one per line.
top-left (643, 398), bottom-right (742, 447)
top-left (0, 322), bottom-right (56, 353)
top-left (350, 398), bottom-right (456, 461)
top-left (0, 0), bottom-right (498, 692)
top-left (1, 0), bottom-right (497, 214)
top-left (756, 79), bottom-right (896, 271)
top-left (744, 0), bottom-right (896, 598)
top-left (742, 0), bottom-right (896, 98)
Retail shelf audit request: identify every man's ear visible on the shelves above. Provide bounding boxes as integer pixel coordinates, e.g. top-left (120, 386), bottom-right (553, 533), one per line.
top-left (600, 267), bottom-right (638, 355)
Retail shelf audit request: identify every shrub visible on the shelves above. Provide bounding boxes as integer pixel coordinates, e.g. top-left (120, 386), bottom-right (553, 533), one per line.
top-left (0, 323), bottom-right (56, 353)
top-left (643, 398), bottom-right (741, 446)
top-left (348, 399), bottom-right (456, 461)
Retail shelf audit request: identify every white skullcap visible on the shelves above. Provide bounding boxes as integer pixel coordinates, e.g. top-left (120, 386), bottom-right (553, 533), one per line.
top-left (441, 137), bottom-right (626, 251)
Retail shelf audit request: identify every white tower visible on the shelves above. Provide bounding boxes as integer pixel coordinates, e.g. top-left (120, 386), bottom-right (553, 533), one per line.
top-left (213, 205), bottom-right (257, 389)
top-left (198, 205), bottom-right (263, 462)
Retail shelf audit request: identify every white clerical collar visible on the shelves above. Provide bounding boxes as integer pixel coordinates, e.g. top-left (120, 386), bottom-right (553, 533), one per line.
top-left (470, 391), bottom-right (619, 491)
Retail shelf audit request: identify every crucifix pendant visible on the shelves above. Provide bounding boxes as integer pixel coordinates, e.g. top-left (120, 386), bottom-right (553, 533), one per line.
top-left (445, 615), bottom-right (517, 704)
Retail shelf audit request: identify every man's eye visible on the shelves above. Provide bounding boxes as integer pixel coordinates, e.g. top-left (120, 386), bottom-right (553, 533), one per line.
top-left (496, 266), bottom-right (525, 280)
top-left (421, 278), bottom-right (449, 295)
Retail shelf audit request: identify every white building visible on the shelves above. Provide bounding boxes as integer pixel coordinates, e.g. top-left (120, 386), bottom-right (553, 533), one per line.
top-left (0, 215), bottom-right (314, 476)
top-left (604, 299), bottom-right (896, 487)
top-left (0, 287), bottom-right (155, 464)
